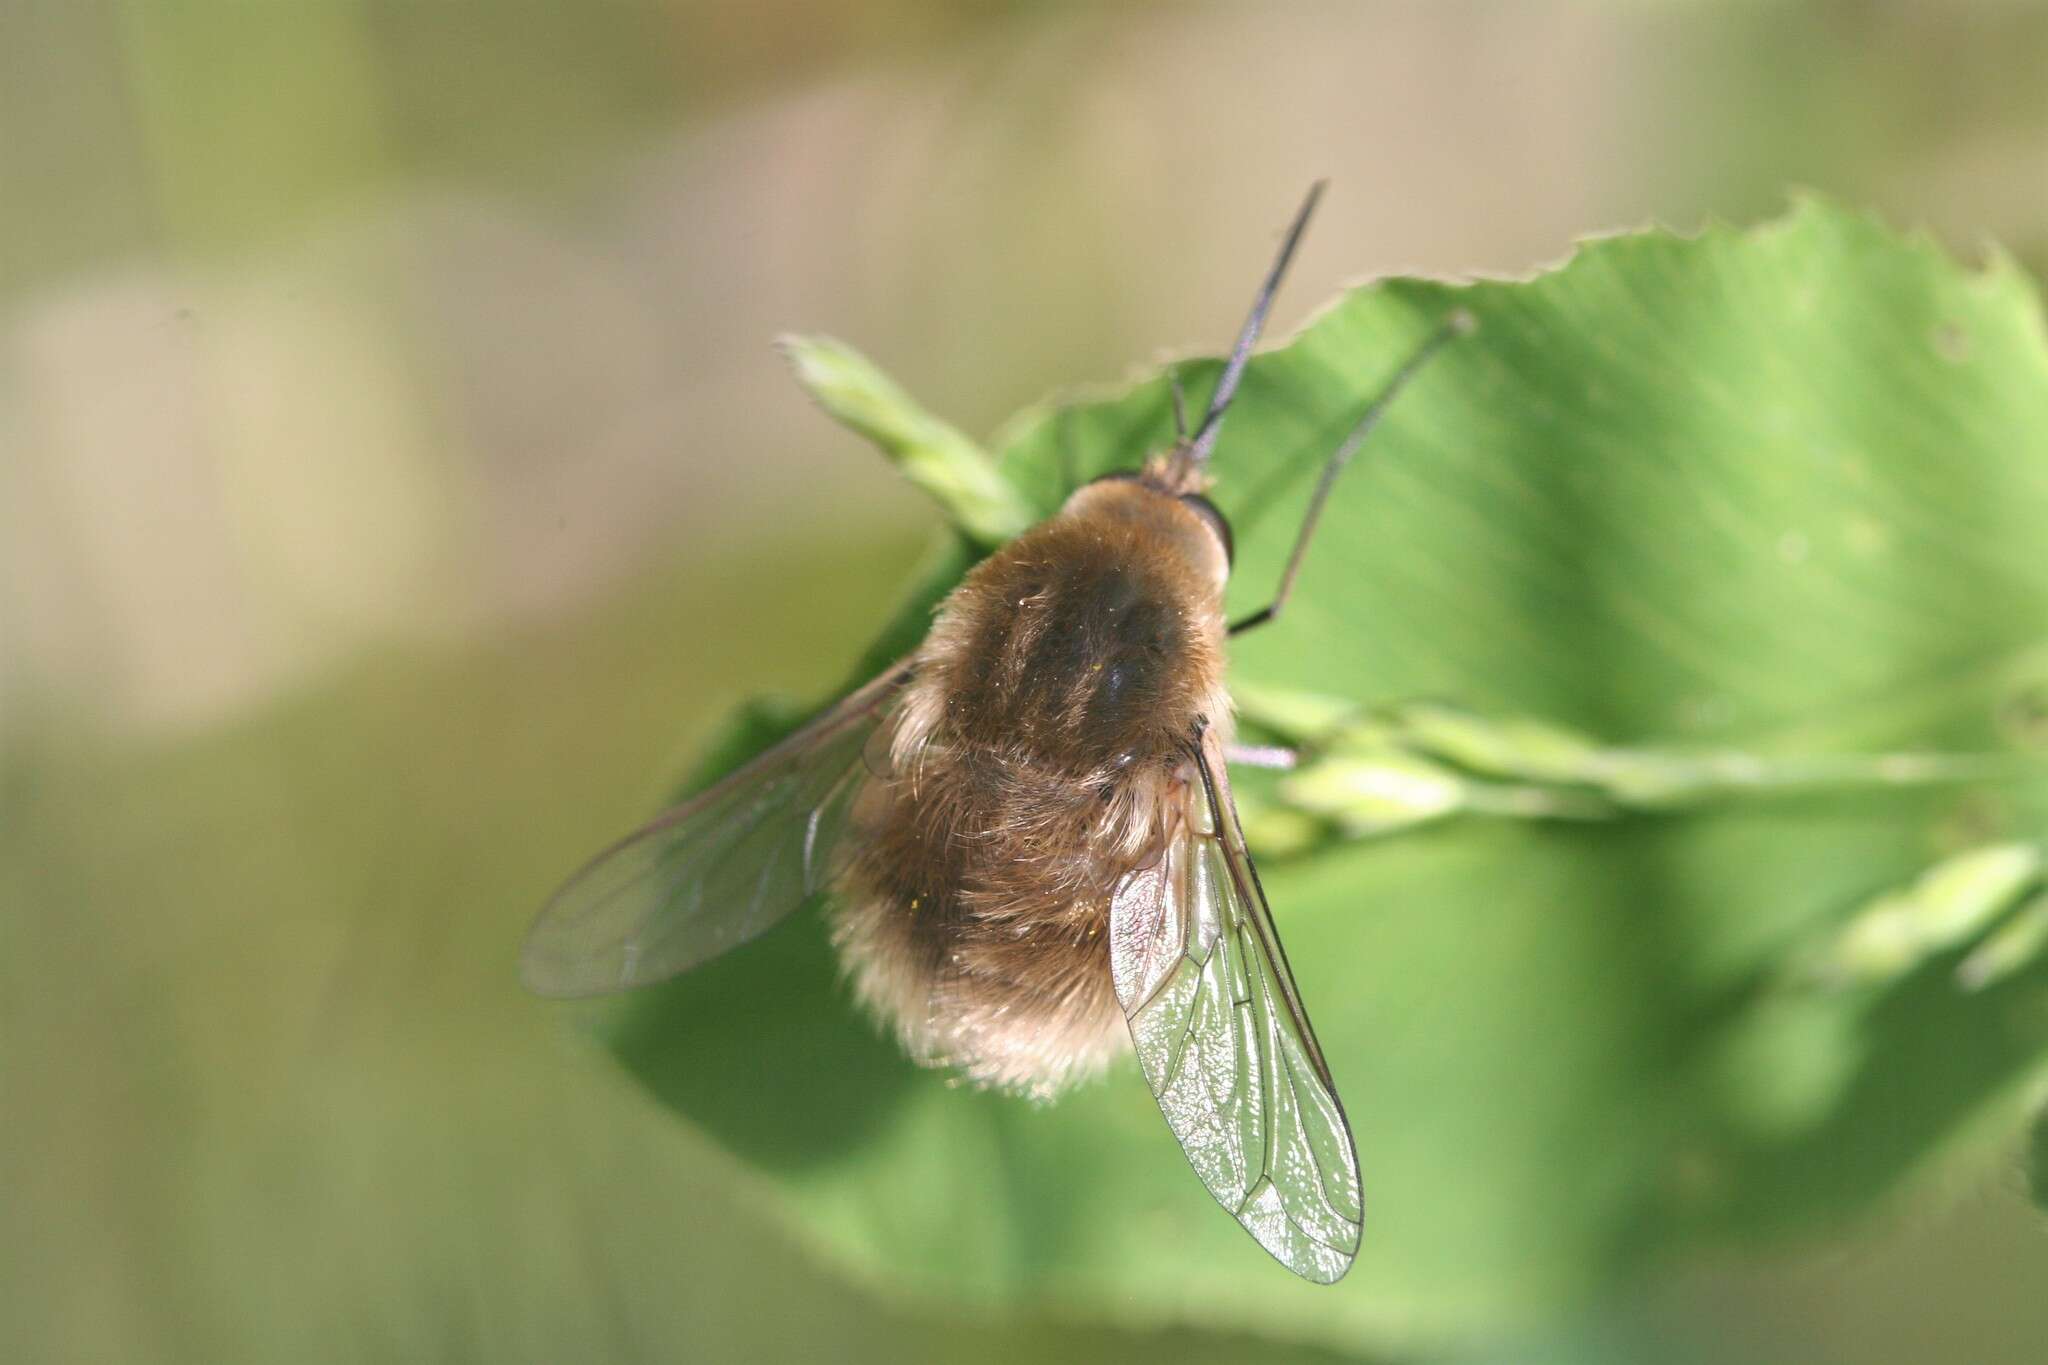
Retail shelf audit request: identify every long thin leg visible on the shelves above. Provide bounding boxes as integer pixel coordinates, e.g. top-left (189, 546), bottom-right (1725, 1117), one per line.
top-left (1230, 309), bottom-right (1475, 636)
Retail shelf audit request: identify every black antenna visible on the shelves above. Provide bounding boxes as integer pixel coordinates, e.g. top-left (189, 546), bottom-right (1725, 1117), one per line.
top-left (1183, 181), bottom-right (1325, 468)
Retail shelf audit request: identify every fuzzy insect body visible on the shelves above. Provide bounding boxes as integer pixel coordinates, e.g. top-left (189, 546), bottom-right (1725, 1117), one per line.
top-left (522, 184), bottom-right (1470, 1283)
top-left (835, 474), bottom-right (1232, 1096)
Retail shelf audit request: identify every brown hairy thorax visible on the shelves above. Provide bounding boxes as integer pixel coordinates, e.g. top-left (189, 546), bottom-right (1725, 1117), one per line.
top-left (833, 472), bottom-right (1234, 1097)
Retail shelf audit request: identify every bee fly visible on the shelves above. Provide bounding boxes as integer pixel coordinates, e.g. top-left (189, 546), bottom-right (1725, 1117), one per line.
top-left (523, 183), bottom-right (1470, 1283)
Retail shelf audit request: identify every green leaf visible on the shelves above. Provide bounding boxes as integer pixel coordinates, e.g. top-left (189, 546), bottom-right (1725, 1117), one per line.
top-left (2031, 1104), bottom-right (2048, 1216)
top-left (605, 199), bottom-right (2048, 1346)
top-left (1796, 842), bottom-right (2042, 989)
top-left (1959, 889), bottom-right (2048, 990)
top-left (780, 335), bottom-right (1037, 547)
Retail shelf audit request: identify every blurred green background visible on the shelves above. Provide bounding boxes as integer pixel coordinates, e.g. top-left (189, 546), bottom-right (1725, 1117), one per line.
top-left (7, 3), bottom-right (2048, 1362)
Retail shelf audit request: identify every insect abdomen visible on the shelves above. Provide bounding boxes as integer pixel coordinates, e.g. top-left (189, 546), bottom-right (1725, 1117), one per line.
top-left (833, 751), bottom-right (1135, 1097)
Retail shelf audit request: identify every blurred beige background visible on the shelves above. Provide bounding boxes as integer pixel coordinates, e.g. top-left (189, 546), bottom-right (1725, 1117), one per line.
top-left (6, 3), bottom-right (2048, 1362)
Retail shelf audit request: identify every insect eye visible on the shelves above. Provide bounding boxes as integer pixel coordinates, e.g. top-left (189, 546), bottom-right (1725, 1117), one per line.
top-left (1178, 493), bottom-right (1234, 566)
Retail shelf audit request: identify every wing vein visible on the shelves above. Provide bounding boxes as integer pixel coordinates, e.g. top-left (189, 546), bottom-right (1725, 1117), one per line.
top-left (1106, 728), bottom-right (1364, 1283)
top-left (519, 661), bottom-right (913, 997)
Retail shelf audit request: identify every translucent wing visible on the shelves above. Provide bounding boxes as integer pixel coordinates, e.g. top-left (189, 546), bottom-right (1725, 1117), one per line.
top-left (1108, 729), bottom-right (1364, 1283)
top-left (520, 663), bottom-right (913, 997)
